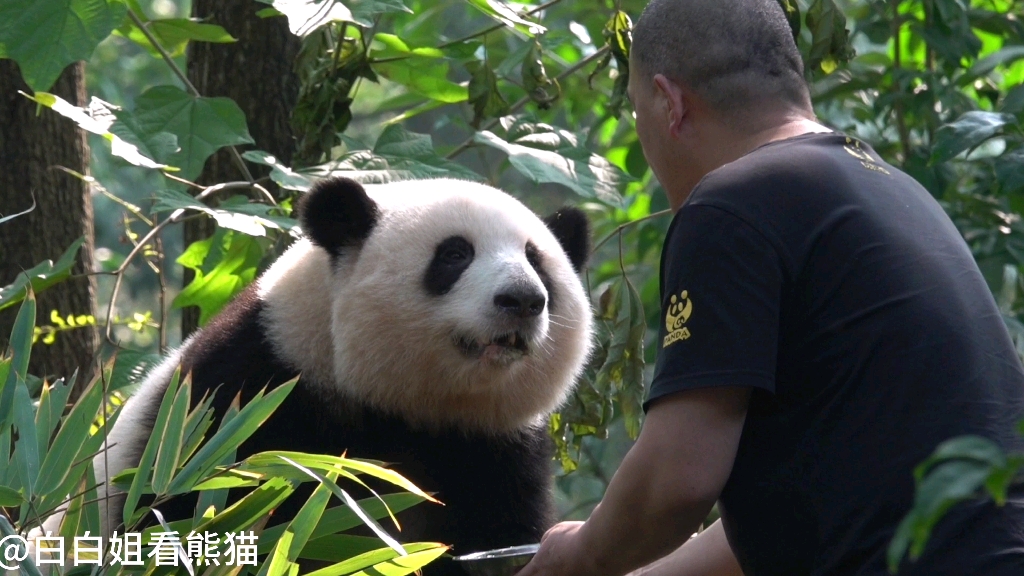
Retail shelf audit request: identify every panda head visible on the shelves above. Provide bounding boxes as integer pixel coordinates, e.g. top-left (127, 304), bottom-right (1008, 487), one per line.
top-left (292, 176), bottom-right (594, 434)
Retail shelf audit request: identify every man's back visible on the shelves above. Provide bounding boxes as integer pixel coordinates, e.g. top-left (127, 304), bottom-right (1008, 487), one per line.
top-left (647, 132), bottom-right (1024, 575)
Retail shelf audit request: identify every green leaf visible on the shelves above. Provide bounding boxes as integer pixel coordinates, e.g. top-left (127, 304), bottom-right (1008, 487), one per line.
top-left (0, 0), bottom-right (126, 92)
top-left (464, 0), bottom-right (544, 37)
top-left (173, 231), bottom-right (265, 326)
top-left (276, 455), bottom-right (407, 556)
top-left (521, 42), bottom-right (560, 110)
top-left (34, 374), bottom-right (106, 494)
top-left (151, 381), bottom-right (190, 494)
top-left (305, 543), bottom-right (447, 576)
top-left (0, 289), bottom-right (36, 431)
top-left (467, 61), bottom-right (509, 128)
top-left (304, 125), bottom-right (482, 184)
top-left (123, 367), bottom-right (182, 526)
top-left (804, 0), bottom-right (854, 75)
top-left (193, 476), bottom-right (295, 536)
top-left (152, 189), bottom-right (291, 237)
top-left (931, 111), bottom-right (1016, 163)
top-left (887, 459), bottom-right (993, 570)
top-left (1001, 83), bottom-right (1024, 115)
top-left (473, 129), bottom-right (628, 206)
top-left (0, 237), bottom-right (84, 312)
top-left (282, 475), bottom-right (334, 561)
top-left (257, 493), bottom-right (425, 552)
top-left (166, 378), bottom-right (297, 494)
top-left (132, 85), bottom-right (254, 182)
top-left (21, 92), bottom-right (171, 170)
top-left (12, 379), bottom-right (40, 497)
top-left (243, 151), bottom-right (315, 192)
top-left (0, 485), bottom-right (23, 507)
top-left (965, 46), bottom-right (1024, 82)
top-left (119, 18), bottom-right (236, 58)
top-left (371, 34), bottom-right (466, 104)
top-left (256, 0), bottom-right (409, 35)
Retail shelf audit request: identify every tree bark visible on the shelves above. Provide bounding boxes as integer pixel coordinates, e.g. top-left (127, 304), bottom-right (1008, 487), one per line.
top-left (182, 0), bottom-right (301, 338)
top-left (0, 61), bottom-right (98, 387)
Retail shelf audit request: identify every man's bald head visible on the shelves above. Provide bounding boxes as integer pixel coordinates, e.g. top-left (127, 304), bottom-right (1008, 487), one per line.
top-left (632, 0), bottom-right (811, 120)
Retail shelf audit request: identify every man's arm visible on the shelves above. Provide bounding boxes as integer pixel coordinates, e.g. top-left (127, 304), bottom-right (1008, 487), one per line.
top-left (629, 520), bottom-right (743, 576)
top-left (520, 385), bottom-right (750, 576)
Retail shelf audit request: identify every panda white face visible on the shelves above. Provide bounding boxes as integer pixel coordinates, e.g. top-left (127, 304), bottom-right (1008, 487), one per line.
top-left (260, 177), bottom-right (594, 434)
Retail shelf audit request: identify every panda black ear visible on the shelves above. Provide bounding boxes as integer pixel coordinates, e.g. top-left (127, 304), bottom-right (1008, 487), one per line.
top-left (297, 177), bottom-right (379, 256)
top-left (543, 207), bottom-right (590, 273)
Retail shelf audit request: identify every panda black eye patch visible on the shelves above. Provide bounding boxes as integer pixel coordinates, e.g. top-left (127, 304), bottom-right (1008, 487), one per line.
top-left (425, 235), bottom-right (475, 296)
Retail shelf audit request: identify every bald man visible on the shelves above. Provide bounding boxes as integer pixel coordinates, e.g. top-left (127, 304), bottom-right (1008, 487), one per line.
top-left (518, 1), bottom-right (1024, 575)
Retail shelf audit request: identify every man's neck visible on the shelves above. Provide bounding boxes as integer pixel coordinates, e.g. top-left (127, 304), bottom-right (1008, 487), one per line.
top-left (670, 116), bottom-right (831, 210)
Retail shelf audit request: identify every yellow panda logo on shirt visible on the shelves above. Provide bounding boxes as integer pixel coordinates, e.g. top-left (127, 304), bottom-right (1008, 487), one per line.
top-left (663, 290), bottom-right (693, 347)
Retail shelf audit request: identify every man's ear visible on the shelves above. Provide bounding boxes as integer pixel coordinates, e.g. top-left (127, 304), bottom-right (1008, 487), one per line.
top-left (653, 73), bottom-right (688, 138)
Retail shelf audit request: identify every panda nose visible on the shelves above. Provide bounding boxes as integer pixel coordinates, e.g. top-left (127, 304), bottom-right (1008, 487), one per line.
top-left (494, 290), bottom-right (546, 318)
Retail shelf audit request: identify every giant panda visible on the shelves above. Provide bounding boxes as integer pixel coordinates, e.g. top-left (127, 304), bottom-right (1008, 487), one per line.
top-left (93, 176), bottom-right (594, 573)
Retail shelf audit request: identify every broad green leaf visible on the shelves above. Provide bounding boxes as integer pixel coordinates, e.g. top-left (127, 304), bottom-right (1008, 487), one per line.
top-left (34, 374), bottom-right (106, 494)
top-left (932, 111), bottom-right (1016, 163)
top-left (0, 237), bottom-right (84, 312)
top-left (123, 367), bottom-right (182, 526)
top-left (304, 126), bottom-right (482, 184)
top-left (887, 459), bottom-right (993, 569)
top-left (804, 0), bottom-right (854, 74)
top-left (913, 435), bottom-right (1007, 481)
top-left (119, 18), bottom-right (236, 58)
top-left (243, 151), bottom-right (315, 191)
top-left (132, 86), bottom-right (254, 182)
top-left (371, 33), bottom-right (464, 104)
top-left (22, 92), bottom-right (171, 170)
top-left (965, 46), bottom-right (1024, 83)
top-left (109, 109), bottom-right (180, 166)
top-left (464, 0), bottom-right (544, 37)
top-left (152, 188), bottom-right (291, 237)
top-left (305, 543), bottom-right (447, 576)
top-left (0, 0), bottom-right (126, 92)
top-left (257, 0), bottom-right (354, 36)
top-left (473, 129), bottom-right (628, 206)
top-left (521, 42), bottom-right (559, 109)
top-left (166, 379), bottom-right (297, 494)
top-left (996, 149), bottom-right (1024, 193)
top-left (0, 486), bottom-right (22, 507)
top-left (467, 61), bottom-right (509, 128)
top-left (1001, 83), bottom-right (1024, 115)
top-left (173, 231), bottom-right (265, 326)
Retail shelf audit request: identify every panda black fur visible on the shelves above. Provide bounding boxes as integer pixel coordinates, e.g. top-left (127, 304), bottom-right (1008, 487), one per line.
top-left (94, 177), bottom-right (594, 574)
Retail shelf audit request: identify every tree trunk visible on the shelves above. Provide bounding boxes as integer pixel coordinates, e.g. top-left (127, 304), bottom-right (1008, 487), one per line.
top-left (0, 61), bottom-right (98, 388)
top-left (182, 0), bottom-right (302, 338)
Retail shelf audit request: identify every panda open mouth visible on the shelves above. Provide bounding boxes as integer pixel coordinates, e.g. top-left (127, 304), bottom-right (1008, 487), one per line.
top-left (455, 331), bottom-right (530, 360)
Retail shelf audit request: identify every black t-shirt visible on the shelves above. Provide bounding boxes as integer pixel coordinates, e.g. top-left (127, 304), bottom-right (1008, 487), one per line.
top-left (646, 132), bottom-right (1024, 575)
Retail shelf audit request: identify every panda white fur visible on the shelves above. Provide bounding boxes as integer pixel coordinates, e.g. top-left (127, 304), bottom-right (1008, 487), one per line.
top-left (93, 176), bottom-right (594, 573)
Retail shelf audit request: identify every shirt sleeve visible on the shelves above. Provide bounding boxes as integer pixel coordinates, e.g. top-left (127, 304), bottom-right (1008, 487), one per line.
top-left (644, 203), bottom-right (783, 411)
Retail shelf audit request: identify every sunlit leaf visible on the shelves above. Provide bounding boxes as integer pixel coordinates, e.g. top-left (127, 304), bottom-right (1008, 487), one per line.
top-left (0, 237), bottom-right (83, 312)
top-left (464, 0), bottom-right (544, 37)
top-left (118, 17), bottom-right (236, 58)
top-left (473, 128), bottom-right (629, 206)
top-left (22, 92), bottom-right (171, 170)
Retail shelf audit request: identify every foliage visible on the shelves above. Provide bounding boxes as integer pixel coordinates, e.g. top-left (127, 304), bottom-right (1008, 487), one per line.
top-left (1, 0), bottom-right (1023, 569)
top-left (0, 291), bottom-right (445, 575)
